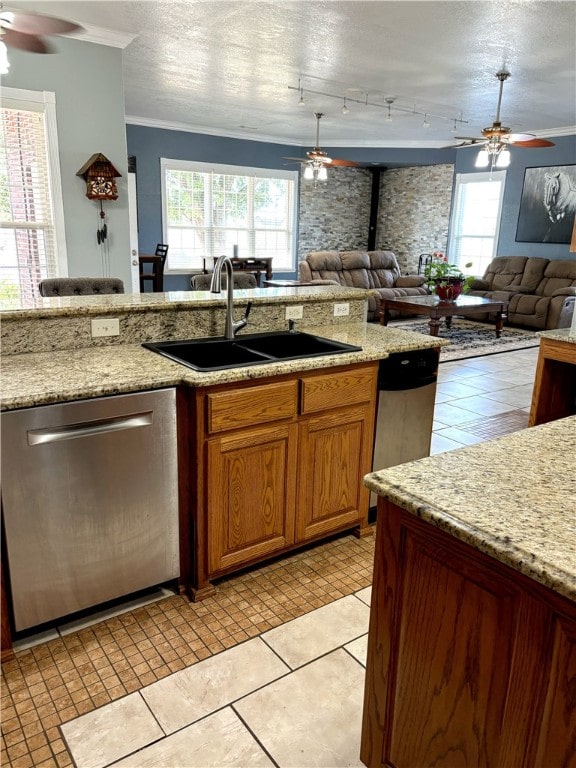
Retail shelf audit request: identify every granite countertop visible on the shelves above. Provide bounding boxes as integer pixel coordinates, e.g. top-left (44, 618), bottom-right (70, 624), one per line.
top-left (0, 285), bottom-right (376, 319)
top-left (0, 322), bottom-right (447, 410)
top-left (537, 327), bottom-right (576, 344)
top-left (365, 415), bottom-right (576, 602)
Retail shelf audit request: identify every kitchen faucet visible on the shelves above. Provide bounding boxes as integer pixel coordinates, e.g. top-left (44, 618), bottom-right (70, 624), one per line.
top-left (210, 254), bottom-right (252, 339)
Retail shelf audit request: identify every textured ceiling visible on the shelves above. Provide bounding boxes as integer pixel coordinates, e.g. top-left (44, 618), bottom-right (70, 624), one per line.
top-left (10, 1), bottom-right (576, 148)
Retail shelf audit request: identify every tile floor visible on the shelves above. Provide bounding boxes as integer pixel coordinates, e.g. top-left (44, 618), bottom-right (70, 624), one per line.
top-left (1, 346), bottom-right (539, 768)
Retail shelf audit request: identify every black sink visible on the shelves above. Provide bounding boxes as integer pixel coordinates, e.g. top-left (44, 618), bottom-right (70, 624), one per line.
top-left (143, 331), bottom-right (362, 371)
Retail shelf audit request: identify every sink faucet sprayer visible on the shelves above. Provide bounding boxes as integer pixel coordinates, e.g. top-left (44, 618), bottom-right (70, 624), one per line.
top-left (210, 254), bottom-right (252, 339)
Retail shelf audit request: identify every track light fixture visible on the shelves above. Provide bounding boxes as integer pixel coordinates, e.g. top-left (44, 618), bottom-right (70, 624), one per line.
top-left (289, 75), bottom-right (468, 130)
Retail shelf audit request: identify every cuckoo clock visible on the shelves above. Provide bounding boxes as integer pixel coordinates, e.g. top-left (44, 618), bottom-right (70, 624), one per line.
top-left (76, 154), bottom-right (122, 244)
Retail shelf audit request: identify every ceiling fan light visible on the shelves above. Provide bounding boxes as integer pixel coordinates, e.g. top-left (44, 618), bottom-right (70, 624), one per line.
top-left (496, 148), bottom-right (511, 167)
top-left (317, 166), bottom-right (328, 181)
top-left (0, 39), bottom-right (10, 74)
top-left (297, 90), bottom-right (305, 107)
top-left (341, 99), bottom-right (350, 115)
top-left (303, 164), bottom-right (314, 180)
top-left (475, 148), bottom-right (490, 168)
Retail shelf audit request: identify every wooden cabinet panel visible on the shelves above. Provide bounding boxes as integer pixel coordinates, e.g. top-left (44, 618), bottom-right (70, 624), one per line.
top-left (300, 366), bottom-right (376, 414)
top-left (207, 380), bottom-right (298, 433)
top-left (207, 422), bottom-right (298, 573)
top-left (297, 405), bottom-right (371, 541)
top-left (361, 500), bottom-right (576, 768)
top-left (534, 616), bottom-right (576, 768)
top-left (529, 337), bottom-right (576, 426)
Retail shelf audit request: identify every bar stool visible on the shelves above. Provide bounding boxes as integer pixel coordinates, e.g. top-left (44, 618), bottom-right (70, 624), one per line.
top-left (139, 244), bottom-right (169, 292)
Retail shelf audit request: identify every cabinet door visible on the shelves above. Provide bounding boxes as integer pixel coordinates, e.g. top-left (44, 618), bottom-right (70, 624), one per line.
top-left (296, 404), bottom-right (371, 541)
top-left (207, 421), bottom-right (298, 574)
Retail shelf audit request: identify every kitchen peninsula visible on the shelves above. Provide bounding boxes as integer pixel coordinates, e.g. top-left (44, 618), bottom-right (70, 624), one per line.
top-left (1, 285), bottom-right (446, 660)
top-left (362, 416), bottom-right (576, 768)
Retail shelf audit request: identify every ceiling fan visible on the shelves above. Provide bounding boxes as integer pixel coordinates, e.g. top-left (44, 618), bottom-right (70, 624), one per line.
top-left (0, 5), bottom-right (82, 59)
top-left (446, 71), bottom-right (555, 167)
top-left (284, 112), bottom-right (359, 180)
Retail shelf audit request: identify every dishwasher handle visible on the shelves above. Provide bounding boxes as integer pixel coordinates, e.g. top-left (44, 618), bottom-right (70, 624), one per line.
top-left (27, 411), bottom-right (154, 445)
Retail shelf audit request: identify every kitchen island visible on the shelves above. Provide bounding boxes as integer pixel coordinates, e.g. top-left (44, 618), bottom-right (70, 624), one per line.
top-left (1, 286), bottom-right (446, 659)
top-left (361, 416), bottom-right (576, 768)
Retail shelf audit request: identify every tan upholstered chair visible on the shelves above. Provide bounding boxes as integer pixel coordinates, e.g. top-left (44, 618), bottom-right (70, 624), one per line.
top-left (38, 278), bottom-right (124, 296)
top-left (190, 273), bottom-right (258, 290)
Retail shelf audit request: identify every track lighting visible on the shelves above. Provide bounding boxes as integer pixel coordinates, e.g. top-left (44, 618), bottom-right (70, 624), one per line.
top-left (289, 77), bottom-right (468, 130)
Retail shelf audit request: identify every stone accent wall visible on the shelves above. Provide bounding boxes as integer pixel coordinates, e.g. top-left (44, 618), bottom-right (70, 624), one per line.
top-left (377, 164), bottom-right (454, 274)
top-left (297, 167), bottom-right (372, 260)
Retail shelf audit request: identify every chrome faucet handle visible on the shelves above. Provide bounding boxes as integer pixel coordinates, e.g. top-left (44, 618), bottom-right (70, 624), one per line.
top-left (232, 301), bottom-right (252, 336)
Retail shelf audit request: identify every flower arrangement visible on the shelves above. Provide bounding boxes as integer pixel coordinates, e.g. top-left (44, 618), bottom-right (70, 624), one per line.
top-left (424, 252), bottom-right (474, 296)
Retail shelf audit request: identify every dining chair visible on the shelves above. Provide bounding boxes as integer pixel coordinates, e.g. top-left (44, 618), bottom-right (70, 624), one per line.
top-left (190, 273), bottom-right (258, 290)
top-left (139, 244), bottom-right (169, 292)
top-left (38, 277), bottom-right (125, 296)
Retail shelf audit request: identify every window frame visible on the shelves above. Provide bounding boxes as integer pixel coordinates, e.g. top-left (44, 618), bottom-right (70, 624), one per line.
top-left (0, 87), bottom-right (68, 281)
top-left (447, 170), bottom-right (506, 275)
top-left (160, 158), bottom-right (298, 274)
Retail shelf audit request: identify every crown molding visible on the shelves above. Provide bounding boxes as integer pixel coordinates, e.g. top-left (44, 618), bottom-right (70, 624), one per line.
top-left (125, 114), bottom-right (575, 148)
top-left (125, 115), bottom-right (300, 145)
top-left (72, 22), bottom-right (137, 49)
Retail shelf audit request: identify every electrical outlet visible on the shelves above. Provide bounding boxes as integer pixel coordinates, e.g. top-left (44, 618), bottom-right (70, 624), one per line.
top-left (333, 303), bottom-right (350, 317)
top-left (285, 305), bottom-right (303, 320)
top-left (91, 318), bottom-right (120, 337)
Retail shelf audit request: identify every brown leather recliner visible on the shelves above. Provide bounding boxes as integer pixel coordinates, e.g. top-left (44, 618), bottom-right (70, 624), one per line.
top-left (467, 256), bottom-right (576, 329)
top-left (298, 250), bottom-right (427, 320)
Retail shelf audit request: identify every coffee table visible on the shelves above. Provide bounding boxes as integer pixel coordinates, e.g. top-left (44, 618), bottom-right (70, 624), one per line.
top-left (379, 295), bottom-right (508, 337)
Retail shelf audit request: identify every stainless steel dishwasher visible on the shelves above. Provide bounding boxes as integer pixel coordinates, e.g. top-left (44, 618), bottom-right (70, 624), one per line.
top-left (1, 389), bottom-right (180, 632)
top-left (370, 348), bottom-right (439, 513)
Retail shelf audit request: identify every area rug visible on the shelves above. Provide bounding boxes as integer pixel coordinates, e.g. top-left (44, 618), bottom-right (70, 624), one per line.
top-left (389, 318), bottom-right (540, 362)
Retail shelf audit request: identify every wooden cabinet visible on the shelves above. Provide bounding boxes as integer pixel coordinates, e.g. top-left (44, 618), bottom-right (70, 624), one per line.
top-left (529, 335), bottom-right (576, 426)
top-left (361, 500), bottom-right (576, 768)
top-left (191, 363), bottom-right (378, 597)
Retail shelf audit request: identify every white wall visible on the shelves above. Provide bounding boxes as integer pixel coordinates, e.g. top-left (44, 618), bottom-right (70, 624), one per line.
top-left (3, 37), bottom-right (132, 287)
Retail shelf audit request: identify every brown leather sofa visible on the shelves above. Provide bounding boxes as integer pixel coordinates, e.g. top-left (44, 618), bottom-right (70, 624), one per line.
top-left (467, 256), bottom-right (576, 329)
top-left (298, 250), bottom-right (427, 320)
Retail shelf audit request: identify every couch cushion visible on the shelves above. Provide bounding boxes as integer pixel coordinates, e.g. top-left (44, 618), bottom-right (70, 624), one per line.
top-left (519, 257), bottom-right (549, 291)
top-left (306, 251), bottom-right (345, 272)
top-left (483, 256), bottom-right (529, 291)
top-left (535, 258), bottom-right (576, 297)
top-left (340, 251), bottom-right (371, 270)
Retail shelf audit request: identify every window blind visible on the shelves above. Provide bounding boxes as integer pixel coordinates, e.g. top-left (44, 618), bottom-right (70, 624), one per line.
top-left (161, 159), bottom-right (298, 273)
top-left (448, 171), bottom-right (506, 275)
top-left (0, 106), bottom-right (57, 303)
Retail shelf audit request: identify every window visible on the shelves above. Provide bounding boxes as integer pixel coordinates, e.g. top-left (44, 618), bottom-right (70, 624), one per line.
top-left (0, 88), bottom-right (66, 304)
top-left (447, 171), bottom-right (506, 275)
top-left (161, 159), bottom-right (298, 273)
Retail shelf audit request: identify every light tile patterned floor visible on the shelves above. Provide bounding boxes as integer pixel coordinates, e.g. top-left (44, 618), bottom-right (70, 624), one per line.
top-left (1, 347), bottom-right (539, 768)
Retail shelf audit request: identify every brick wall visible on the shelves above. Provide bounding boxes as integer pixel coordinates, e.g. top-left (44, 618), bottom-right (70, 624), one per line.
top-left (296, 163), bottom-right (454, 274)
top-left (377, 164), bottom-right (454, 273)
top-left (297, 167), bottom-right (372, 260)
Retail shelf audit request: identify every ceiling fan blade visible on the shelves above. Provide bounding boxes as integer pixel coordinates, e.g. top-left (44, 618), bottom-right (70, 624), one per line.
top-left (453, 136), bottom-right (487, 143)
top-left (510, 138), bottom-right (556, 148)
top-left (330, 158), bottom-right (360, 167)
top-left (1, 11), bottom-right (81, 36)
top-left (2, 28), bottom-right (51, 52)
top-left (282, 157), bottom-right (308, 164)
top-left (507, 132), bottom-right (537, 142)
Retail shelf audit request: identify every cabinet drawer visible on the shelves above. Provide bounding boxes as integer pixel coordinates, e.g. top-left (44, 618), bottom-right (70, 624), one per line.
top-left (300, 366), bottom-right (377, 414)
top-left (207, 380), bottom-right (298, 433)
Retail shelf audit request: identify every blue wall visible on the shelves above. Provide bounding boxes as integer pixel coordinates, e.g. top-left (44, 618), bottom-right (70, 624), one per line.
top-left (126, 124), bottom-right (458, 290)
top-left (453, 134), bottom-right (576, 260)
top-left (127, 124), bottom-right (575, 290)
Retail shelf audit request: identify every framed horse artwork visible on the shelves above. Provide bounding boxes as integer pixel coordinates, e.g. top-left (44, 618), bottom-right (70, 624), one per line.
top-left (516, 164), bottom-right (576, 244)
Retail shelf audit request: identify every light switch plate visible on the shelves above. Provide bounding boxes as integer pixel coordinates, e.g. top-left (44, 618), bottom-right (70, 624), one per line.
top-left (91, 318), bottom-right (120, 337)
top-left (285, 305), bottom-right (304, 320)
top-left (333, 303), bottom-right (350, 317)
